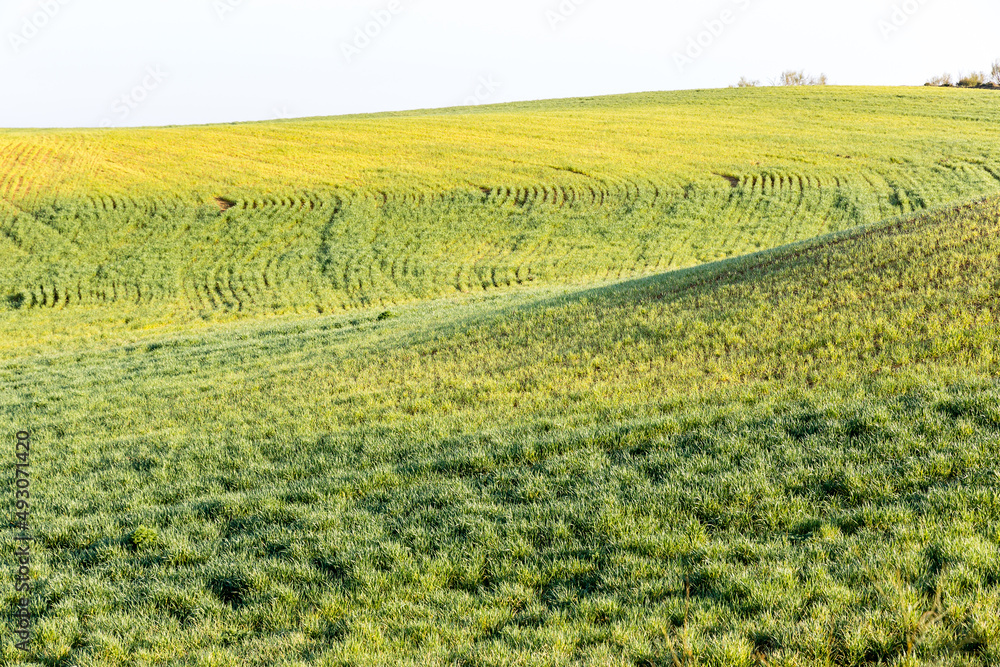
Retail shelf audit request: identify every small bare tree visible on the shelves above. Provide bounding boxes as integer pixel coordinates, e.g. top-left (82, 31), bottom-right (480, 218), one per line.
top-left (780, 70), bottom-right (806, 86)
top-left (777, 70), bottom-right (828, 86)
top-left (732, 77), bottom-right (759, 88)
top-left (926, 73), bottom-right (953, 87)
top-left (957, 71), bottom-right (985, 88)
top-left (991, 60), bottom-right (1000, 85)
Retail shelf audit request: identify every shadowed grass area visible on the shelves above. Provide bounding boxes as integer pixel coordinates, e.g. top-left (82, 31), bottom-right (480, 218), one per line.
top-left (2, 195), bottom-right (999, 665)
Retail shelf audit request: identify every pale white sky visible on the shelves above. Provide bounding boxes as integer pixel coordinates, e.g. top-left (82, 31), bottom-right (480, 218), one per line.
top-left (0, 0), bottom-right (997, 128)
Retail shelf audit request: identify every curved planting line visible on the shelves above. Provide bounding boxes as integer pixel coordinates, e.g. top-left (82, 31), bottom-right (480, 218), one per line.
top-left (515, 187), bottom-right (530, 208)
top-left (6, 145), bottom-right (40, 201)
top-left (197, 260), bottom-right (220, 311)
top-left (586, 184), bottom-right (600, 207)
top-left (340, 248), bottom-right (364, 301)
top-left (213, 199), bottom-right (292, 312)
top-left (626, 176), bottom-right (644, 210)
top-left (178, 254), bottom-right (208, 313)
top-left (602, 176), bottom-right (626, 208)
top-left (422, 222), bottom-right (470, 292)
top-left (815, 173), bottom-right (847, 233)
top-left (182, 234), bottom-right (217, 312)
top-left (705, 178), bottom-right (750, 256)
top-left (488, 186), bottom-right (507, 208)
top-left (298, 199), bottom-right (341, 311)
top-left (0, 143), bottom-right (30, 181)
top-left (209, 272), bottom-right (233, 311)
top-left (798, 173), bottom-right (828, 233)
top-left (540, 185), bottom-right (552, 206)
top-left (553, 184), bottom-right (568, 208)
top-left (7, 176), bottom-right (26, 203)
top-left (620, 175), bottom-right (639, 210)
top-left (640, 175), bottom-right (659, 208)
top-left (528, 185), bottom-right (541, 210)
top-left (648, 178), bottom-right (663, 208)
top-left (551, 184), bottom-right (564, 207)
top-left (729, 173), bottom-right (768, 251)
top-left (860, 171), bottom-right (899, 222)
top-left (230, 206), bottom-right (283, 310)
top-left (8, 141), bottom-right (63, 201)
top-left (782, 173), bottom-right (811, 245)
top-left (0, 141), bottom-right (22, 176)
top-left (480, 243), bottom-right (517, 291)
top-left (980, 164), bottom-right (1000, 188)
top-left (224, 263), bottom-right (243, 312)
top-left (457, 234), bottom-right (494, 293)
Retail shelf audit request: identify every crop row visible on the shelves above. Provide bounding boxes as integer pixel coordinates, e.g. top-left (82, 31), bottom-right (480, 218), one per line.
top-left (1, 160), bottom-right (998, 317)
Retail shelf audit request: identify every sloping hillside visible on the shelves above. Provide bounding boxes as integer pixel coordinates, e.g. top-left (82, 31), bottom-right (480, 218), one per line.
top-left (2, 87), bottom-right (1000, 324)
top-left (2, 195), bottom-right (999, 665)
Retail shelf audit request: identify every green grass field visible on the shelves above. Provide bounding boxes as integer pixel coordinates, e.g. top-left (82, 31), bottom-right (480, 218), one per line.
top-left (3, 87), bottom-right (1000, 666)
top-left (3, 87), bottom-right (1000, 339)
